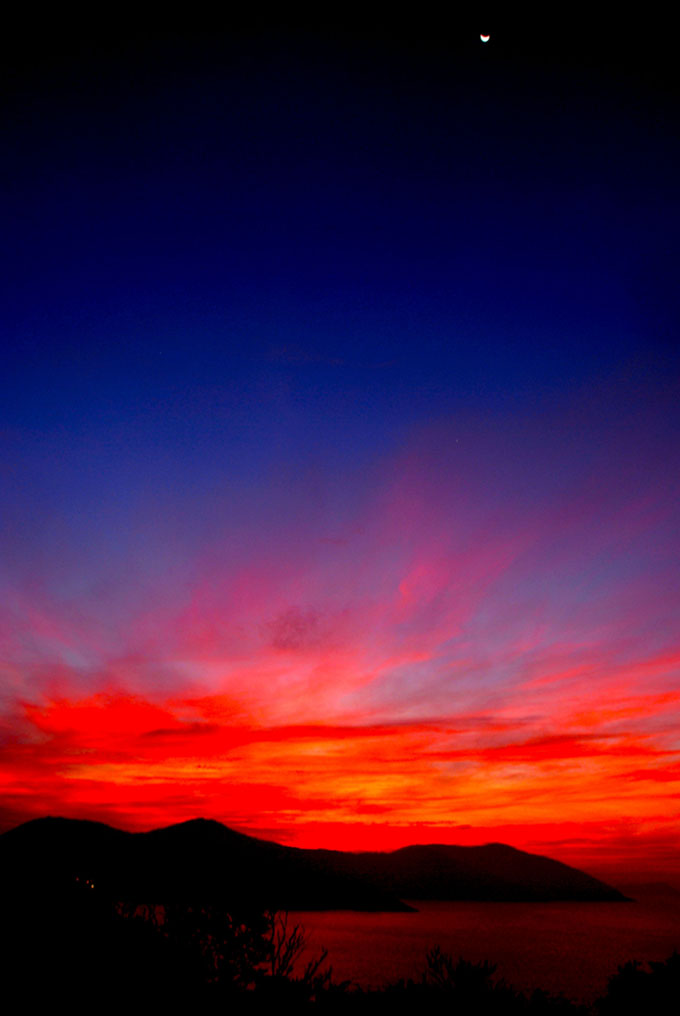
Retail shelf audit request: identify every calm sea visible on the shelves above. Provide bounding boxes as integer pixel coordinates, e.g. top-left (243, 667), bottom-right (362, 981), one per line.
top-left (291, 894), bottom-right (680, 1003)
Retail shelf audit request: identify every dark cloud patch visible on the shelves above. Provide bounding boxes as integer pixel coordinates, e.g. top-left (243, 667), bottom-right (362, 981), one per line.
top-left (264, 606), bottom-right (325, 651)
top-left (142, 723), bottom-right (220, 740)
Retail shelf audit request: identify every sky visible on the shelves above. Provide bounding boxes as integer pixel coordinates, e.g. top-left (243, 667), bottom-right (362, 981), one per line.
top-left (1, 17), bottom-right (679, 881)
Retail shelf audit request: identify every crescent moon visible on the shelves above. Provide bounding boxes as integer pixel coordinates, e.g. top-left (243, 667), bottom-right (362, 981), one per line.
top-left (480, 34), bottom-right (490, 43)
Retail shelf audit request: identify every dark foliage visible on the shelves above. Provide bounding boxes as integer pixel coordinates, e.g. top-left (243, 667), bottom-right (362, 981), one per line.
top-left (349, 948), bottom-right (587, 1015)
top-left (1, 872), bottom-right (677, 1014)
top-left (595, 951), bottom-right (680, 1016)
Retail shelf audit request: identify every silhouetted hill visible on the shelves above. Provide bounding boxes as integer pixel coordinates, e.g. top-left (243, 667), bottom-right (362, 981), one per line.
top-left (616, 881), bottom-right (680, 901)
top-left (0, 816), bottom-right (410, 911)
top-left (322, 841), bottom-right (630, 901)
top-left (0, 816), bottom-right (628, 908)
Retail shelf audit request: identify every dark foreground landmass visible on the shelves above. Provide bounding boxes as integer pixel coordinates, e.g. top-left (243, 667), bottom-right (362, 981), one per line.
top-left (0, 882), bottom-right (675, 1015)
top-left (0, 816), bottom-right (628, 909)
top-left (1, 816), bottom-right (646, 1013)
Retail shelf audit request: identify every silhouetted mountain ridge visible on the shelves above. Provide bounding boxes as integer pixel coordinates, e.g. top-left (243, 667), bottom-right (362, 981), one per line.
top-left (0, 816), bottom-right (629, 908)
top-left (328, 841), bottom-right (629, 902)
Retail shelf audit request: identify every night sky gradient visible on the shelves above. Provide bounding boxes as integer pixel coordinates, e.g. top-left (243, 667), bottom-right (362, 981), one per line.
top-left (2, 16), bottom-right (679, 880)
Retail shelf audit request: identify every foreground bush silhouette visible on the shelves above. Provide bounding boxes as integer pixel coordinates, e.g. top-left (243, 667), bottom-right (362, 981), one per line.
top-left (135, 903), bottom-right (346, 1005)
top-left (128, 901), bottom-right (272, 997)
top-left (595, 951), bottom-right (680, 1016)
top-left (359, 947), bottom-right (585, 1016)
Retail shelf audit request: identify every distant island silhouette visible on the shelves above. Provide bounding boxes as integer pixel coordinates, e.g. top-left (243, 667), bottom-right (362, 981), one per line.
top-left (0, 816), bottom-right (629, 908)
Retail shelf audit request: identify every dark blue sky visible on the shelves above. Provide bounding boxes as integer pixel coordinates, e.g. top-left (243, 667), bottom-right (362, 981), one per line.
top-left (4, 25), bottom-right (678, 429)
top-left (3, 20), bottom-right (678, 593)
top-left (4, 28), bottom-right (677, 516)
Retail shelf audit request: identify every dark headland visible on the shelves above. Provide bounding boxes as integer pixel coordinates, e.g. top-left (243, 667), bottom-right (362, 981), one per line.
top-left (0, 816), bottom-right (629, 909)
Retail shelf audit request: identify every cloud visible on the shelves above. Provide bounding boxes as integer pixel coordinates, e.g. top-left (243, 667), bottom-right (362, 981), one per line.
top-left (0, 395), bottom-right (678, 874)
